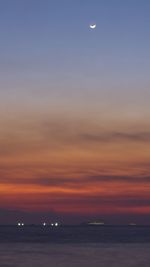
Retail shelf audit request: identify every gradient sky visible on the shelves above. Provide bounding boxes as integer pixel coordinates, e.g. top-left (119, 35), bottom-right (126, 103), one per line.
top-left (0, 0), bottom-right (150, 224)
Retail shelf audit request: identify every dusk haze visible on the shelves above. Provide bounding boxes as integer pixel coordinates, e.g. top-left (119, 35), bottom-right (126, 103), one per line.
top-left (0, 0), bottom-right (150, 226)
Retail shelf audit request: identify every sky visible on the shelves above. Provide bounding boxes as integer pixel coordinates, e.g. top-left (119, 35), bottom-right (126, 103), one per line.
top-left (0, 0), bottom-right (150, 224)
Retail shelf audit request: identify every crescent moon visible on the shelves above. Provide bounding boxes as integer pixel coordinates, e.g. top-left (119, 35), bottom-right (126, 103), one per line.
top-left (90, 24), bottom-right (96, 29)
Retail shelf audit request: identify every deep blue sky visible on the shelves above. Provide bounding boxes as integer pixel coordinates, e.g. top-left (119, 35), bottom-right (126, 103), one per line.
top-left (1, 0), bottom-right (150, 88)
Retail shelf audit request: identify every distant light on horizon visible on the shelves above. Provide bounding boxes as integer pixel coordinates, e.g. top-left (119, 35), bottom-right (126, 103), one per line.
top-left (17, 222), bottom-right (24, 226)
top-left (50, 222), bottom-right (59, 227)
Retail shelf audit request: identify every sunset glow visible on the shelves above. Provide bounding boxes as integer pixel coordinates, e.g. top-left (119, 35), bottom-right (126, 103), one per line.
top-left (0, 0), bottom-right (150, 224)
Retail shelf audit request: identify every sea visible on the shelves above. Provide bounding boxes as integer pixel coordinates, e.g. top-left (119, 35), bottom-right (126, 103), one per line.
top-left (0, 225), bottom-right (150, 267)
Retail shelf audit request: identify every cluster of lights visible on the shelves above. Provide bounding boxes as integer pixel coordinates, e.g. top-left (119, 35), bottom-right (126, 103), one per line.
top-left (42, 222), bottom-right (59, 227)
top-left (16, 222), bottom-right (60, 227)
top-left (17, 222), bottom-right (24, 226)
top-left (52, 222), bottom-right (58, 227)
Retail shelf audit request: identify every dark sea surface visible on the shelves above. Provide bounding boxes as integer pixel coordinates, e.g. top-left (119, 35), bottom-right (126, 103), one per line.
top-left (0, 225), bottom-right (150, 243)
top-left (0, 226), bottom-right (150, 267)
